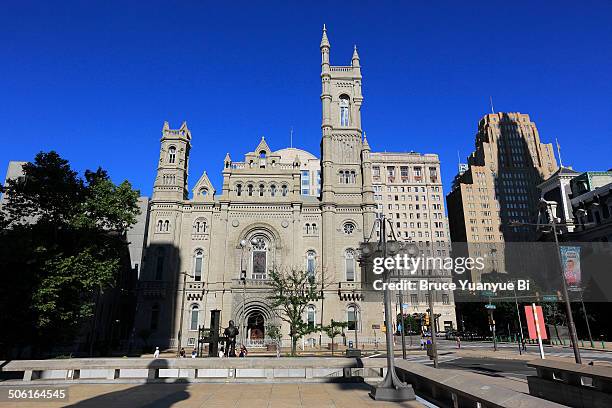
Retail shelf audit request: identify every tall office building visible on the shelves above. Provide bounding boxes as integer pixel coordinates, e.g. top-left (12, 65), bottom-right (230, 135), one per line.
top-left (446, 112), bottom-right (558, 281)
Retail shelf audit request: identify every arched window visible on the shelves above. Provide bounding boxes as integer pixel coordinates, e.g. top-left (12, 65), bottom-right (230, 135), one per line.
top-left (350, 171), bottom-right (356, 183)
top-left (190, 304), bottom-right (199, 330)
top-left (306, 250), bottom-right (316, 280)
top-left (150, 304), bottom-right (160, 331)
top-left (305, 223), bottom-right (311, 234)
top-left (251, 236), bottom-right (269, 280)
top-left (345, 249), bottom-right (355, 281)
top-left (199, 188), bottom-right (208, 197)
top-left (347, 305), bottom-right (358, 331)
top-left (307, 305), bottom-right (316, 329)
top-left (259, 184), bottom-right (265, 197)
top-left (157, 220), bottom-right (163, 232)
top-left (339, 95), bottom-right (350, 126)
top-left (193, 219), bottom-right (207, 234)
top-left (247, 184), bottom-right (254, 196)
top-left (339, 170), bottom-right (345, 184)
top-left (168, 146), bottom-right (176, 163)
top-left (270, 185), bottom-right (276, 197)
top-left (259, 150), bottom-right (267, 168)
top-left (236, 184), bottom-right (242, 196)
top-left (155, 247), bottom-right (165, 280)
top-left (163, 220), bottom-right (170, 232)
top-left (281, 185), bottom-right (288, 196)
top-left (193, 249), bottom-right (203, 281)
top-left (312, 223), bottom-right (318, 234)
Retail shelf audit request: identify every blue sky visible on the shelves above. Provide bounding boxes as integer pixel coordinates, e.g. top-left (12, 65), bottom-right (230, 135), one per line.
top-left (2, 1), bottom-right (611, 200)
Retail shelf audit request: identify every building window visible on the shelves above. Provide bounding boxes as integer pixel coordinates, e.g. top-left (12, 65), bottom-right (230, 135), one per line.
top-left (251, 236), bottom-right (268, 280)
top-left (156, 220), bottom-right (163, 232)
top-left (442, 294), bottom-right (450, 305)
top-left (307, 305), bottom-right (316, 330)
top-left (236, 184), bottom-right (242, 196)
top-left (339, 94), bottom-right (350, 126)
top-left (306, 250), bottom-right (316, 280)
top-left (193, 249), bottom-right (203, 281)
top-left (193, 219), bottom-right (207, 234)
top-left (270, 184), bottom-right (276, 196)
top-left (343, 222), bottom-right (356, 235)
top-left (168, 146), bottom-right (176, 164)
top-left (282, 185), bottom-right (288, 196)
top-left (150, 304), bottom-right (160, 331)
top-left (155, 247), bottom-right (165, 280)
top-left (347, 305), bottom-right (358, 330)
top-left (247, 184), bottom-right (253, 196)
top-left (410, 294), bottom-right (418, 305)
top-left (259, 184), bottom-right (265, 197)
top-left (163, 220), bottom-right (170, 232)
top-left (345, 249), bottom-right (355, 281)
top-left (190, 304), bottom-right (199, 330)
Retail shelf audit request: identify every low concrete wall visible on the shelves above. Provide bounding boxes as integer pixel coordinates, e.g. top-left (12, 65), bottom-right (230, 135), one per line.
top-left (527, 359), bottom-right (612, 408)
top-left (394, 360), bottom-right (567, 408)
top-left (0, 357), bottom-right (386, 384)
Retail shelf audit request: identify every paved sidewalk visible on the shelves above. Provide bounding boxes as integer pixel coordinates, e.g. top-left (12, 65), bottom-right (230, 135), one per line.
top-left (0, 383), bottom-right (426, 408)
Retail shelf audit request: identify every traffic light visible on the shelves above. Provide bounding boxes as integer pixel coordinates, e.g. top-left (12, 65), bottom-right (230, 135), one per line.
top-left (425, 313), bottom-right (430, 326)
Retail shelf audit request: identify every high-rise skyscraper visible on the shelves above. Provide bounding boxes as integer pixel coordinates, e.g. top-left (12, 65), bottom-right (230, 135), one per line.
top-left (446, 112), bottom-right (558, 281)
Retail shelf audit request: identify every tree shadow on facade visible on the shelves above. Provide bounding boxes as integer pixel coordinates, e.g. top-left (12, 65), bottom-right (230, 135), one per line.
top-left (65, 359), bottom-right (190, 408)
top-left (130, 242), bottom-right (182, 355)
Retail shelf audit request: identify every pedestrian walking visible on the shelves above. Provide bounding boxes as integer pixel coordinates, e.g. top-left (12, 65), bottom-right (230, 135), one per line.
top-left (218, 346), bottom-right (225, 358)
top-left (153, 347), bottom-right (160, 359)
top-left (179, 347), bottom-right (186, 358)
top-left (239, 345), bottom-right (247, 357)
top-left (191, 349), bottom-right (197, 358)
top-left (456, 336), bottom-right (461, 349)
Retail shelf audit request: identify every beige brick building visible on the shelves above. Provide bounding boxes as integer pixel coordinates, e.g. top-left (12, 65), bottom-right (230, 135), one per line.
top-left (134, 27), bottom-right (456, 351)
top-left (446, 112), bottom-right (558, 282)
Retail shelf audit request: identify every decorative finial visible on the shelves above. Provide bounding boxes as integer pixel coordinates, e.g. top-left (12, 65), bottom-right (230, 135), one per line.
top-left (320, 24), bottom-right (330, 48)
top-left (556, 138), bottom-right (563, 168)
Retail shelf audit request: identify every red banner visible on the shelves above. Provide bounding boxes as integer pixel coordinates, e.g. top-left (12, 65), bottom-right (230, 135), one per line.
top-left (525, 305), bottom-right (547, 340)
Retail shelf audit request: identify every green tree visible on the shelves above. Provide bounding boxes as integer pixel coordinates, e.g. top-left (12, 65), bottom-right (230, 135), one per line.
top-left (322, 320), bottom-right (348, 355)
top-left (0, 152), bottom-right (140, 357)
top-left (265, 323), bottom-right (283, 358)
top-left (266, 267), bottom-right (323, 356)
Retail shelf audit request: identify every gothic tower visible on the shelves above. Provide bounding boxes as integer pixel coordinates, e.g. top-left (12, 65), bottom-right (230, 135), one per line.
top-left (153, 121), bottom-right (191, 201)
top-left (319, 26), bottom-right (374, 278)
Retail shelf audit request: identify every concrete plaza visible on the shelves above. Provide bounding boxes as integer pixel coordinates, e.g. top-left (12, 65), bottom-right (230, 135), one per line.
top-left (0, 383), bottom-right (426, 408)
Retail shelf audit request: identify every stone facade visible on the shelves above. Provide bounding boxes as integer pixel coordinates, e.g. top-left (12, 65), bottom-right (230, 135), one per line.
top-left (134, 28), bottom-right (456, 350)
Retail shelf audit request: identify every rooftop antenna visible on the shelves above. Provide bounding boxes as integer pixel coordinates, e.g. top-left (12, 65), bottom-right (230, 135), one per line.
top-left (489, 96), bottom-right (495, 114)
top-left (556, 138), bottom-right (563, 168)
top-left (457, 150), bottom-right (461, 166)
top-left (290, 127), bottom-right (293, 148)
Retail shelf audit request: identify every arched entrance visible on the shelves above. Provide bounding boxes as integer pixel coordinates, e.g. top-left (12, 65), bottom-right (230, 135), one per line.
top-left (247, 311), bottom-right (265, 342)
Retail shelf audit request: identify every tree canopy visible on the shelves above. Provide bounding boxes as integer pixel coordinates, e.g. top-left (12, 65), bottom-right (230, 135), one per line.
top-left (0, 152), bottom-right (140, 357)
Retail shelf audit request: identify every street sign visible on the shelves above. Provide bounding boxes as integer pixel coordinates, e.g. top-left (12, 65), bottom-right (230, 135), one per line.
top-left (485, 304), bottom-right (496, 310)
top-left (372, 324), bottom-right (380, 330)
top-left (482, 290), bottom-right (497, 297)
top-left (543, 295), bottom-right (558, 302)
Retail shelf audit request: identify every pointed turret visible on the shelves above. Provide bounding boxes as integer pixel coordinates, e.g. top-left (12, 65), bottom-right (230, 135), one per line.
top-left (352, 44), bottom-right (360, 67)
top-left (224, 152), bottom-right (232, 169)
top-left (162, 121), bottom-right (170, 131)
top-left (362, 131), bottom-right (370, 151)
top-left (320, 24), bottom-right (330, 49)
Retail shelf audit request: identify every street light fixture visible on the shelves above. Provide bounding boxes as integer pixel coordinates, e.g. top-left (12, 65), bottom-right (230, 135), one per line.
top-left (509, 198), bottom-right (583, 364)
top-left (361, 215), bottom-right (415, 402)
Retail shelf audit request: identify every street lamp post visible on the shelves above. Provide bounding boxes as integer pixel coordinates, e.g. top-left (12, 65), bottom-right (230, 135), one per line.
top-left (362, 215), bottom-right (415, 402)
top-left (511, 199), bottom-right (582, 364)
top-left (177, 271), bottom-right (194, 357)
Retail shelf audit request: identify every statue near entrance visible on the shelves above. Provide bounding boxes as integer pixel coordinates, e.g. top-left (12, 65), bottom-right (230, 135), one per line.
top-left (223, 320), bottom-right (239, 357)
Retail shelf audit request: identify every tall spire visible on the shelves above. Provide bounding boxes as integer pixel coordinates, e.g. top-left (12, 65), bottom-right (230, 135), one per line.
top-left (352, 44), bottom-right (360, 67)
top-left (320, 24), bottom-right (330, 48)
